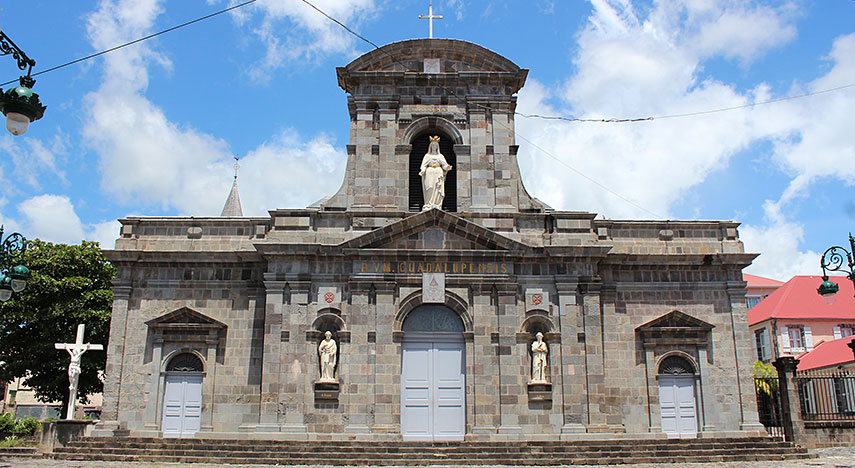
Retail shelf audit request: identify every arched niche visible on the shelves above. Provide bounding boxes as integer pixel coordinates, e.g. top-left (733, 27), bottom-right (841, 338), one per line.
top-left (408, 130), bottom-right (458, 212)
top-left (657, 352), bottom-right (698, 376)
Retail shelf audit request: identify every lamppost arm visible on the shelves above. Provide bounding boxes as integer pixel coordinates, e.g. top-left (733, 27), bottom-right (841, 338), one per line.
top-left (817, 233), bottom-right (855, 298)
top-left (0, 30), bottom-right (45, 135)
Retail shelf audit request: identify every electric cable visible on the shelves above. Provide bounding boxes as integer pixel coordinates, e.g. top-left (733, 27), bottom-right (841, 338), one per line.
top-left (0, 0), bottom-right (258, 87)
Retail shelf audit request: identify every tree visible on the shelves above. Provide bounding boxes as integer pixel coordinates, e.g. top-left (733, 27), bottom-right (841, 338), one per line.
top-left (0, 239), bottom-right (115, 412)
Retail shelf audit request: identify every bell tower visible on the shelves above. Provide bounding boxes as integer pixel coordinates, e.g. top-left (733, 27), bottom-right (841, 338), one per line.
top-left (320, 39), bottom-right (548, 214)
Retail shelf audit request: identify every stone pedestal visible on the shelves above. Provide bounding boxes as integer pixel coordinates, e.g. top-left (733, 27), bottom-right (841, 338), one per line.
top-left (314, 381), bottom-right (340, 402)
top-left (528, 383), bottom-right (552, 402)
top-left (39, 420), bottom-right (97, 453)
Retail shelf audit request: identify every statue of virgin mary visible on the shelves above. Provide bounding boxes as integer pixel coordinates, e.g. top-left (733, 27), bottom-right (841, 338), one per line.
top-left (419, 135), bottom-right (452, 210)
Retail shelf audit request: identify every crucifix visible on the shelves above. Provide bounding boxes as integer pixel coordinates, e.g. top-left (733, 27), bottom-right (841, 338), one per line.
top-left (419, 1), bottom-right (443, 39)
top-left (55, 324), bottom-right (103, 420)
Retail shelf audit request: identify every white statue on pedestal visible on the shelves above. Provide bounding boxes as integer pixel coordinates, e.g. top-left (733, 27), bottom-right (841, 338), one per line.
top-left (318, 331), bottom-right (338, 382)
top-left (419, 135), bottom-right (452, 210)
top-left (530, 332), bottom-right (548, 384)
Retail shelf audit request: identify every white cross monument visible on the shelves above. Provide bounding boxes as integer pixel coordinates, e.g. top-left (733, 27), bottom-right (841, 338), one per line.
top-left (55, 324), bottom-right (103, 420)
top-left (419, 1), bottom-right (443, 39)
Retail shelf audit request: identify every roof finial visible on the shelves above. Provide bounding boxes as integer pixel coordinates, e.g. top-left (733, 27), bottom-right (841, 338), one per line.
top-left (419, 1), bottom-right (443, 39)
top-left (221, 155), bottom-right (244, 217)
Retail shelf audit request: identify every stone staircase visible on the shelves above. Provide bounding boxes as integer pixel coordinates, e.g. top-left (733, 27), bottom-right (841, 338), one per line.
top-left (48, 436), bottom-right (811, 465)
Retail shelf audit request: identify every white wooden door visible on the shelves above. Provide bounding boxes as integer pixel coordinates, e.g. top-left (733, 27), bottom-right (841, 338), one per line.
top-left (401, 338), bottom-right (465, 440)
top-left (659, 375), bottom-right (697, 438)
top-left (162, 374), bottom-right (203, 438)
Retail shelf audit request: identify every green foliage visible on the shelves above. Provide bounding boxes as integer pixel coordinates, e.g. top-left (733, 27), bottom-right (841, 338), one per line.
top-left (0, 413), bottom-right (14, 433)
top-left (0, 435), bottom-right (21, 447)
top-left (754, 361), bottom-right (779, 396)
top-left (0, 240), bottom-right (116, 409)
top-left (12, 417), bottom-right (39, 435)
top-left (754, 361), bottom-right (778, 379)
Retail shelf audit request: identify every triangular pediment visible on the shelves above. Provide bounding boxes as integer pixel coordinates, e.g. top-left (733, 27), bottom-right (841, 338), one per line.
top-left (146, 307), bottom-right (226, 330)
top-left (339, 209), bottom-right (532, 252)
top-left (636, 311), bottom-right (714, 332)
top-left (635, 311), bottom-right (714, 347)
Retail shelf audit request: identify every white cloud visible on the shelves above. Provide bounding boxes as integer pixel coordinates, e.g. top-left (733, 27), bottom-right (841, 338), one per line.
top-left (16, 195), bottom-right (121, 247)
top-left (237, 130), bottom-right (346, 215)
top-left (88, 220), bottom-right (121, 249)
top-left (225, 0), bottom-right (377, 81)
top-left (515, 0), bottom-right (854, 279)
top-left (739, 201), bottom-right (819, 281)
top-left (517, 0), bottom-right (789, 219)
top-left (0, 134), bottom-right (68, 191)
top-left (82, 0), bottom-right (349, 216)
top-left (17, 195), bottom-right (85, 244)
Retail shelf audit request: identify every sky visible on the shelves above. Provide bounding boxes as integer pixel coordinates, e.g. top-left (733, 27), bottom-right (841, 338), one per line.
top-left (0, 0), bottom-right (853, 282)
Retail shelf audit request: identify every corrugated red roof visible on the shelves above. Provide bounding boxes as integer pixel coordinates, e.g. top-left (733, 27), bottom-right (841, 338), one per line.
top-left (797, 336), bottom-right (855, 371)
top-left (747, 275), bottom-right (855, 325)
top-left (743, 273), bottom-right (784, 288)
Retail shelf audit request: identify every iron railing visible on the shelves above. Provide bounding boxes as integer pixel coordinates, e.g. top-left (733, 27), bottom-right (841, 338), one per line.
top-left (796, 370), bottom-right (855, 421)
top-left (754, 376), bottom-right (784, 437)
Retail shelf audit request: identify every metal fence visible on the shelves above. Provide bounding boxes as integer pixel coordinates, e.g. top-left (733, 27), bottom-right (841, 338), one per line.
top-left (754, 376), bottom-right (785, 437)
top-left (796, 370), bottom-right (855, 421)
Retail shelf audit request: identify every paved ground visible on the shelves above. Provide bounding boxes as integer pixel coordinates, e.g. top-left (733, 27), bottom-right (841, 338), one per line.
top-left (3, 447), bottom-right (855, 468)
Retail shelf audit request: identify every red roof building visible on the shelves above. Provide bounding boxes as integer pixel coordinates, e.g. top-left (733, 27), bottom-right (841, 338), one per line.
top-left (744, 273), bottom-right (784, 310)
top-left (748, 275), bottom-right (855, 363)
top-left (796, 336), bottom-right (855, 371)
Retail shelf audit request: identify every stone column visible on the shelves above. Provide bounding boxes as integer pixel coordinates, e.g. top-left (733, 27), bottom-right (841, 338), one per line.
top-left (697, 346), bottom-right (714, 432)
top-left (773, 356), bottom-right (803, 443)
top-left (643, 346), bottom-right (660, 433)
top-left (581, 280), bottom-right (608, 431)
top-left (556, 277), bottom-right (585, 434)
top-left (496, 283), bottom-right (522, 433)
top-left (372, 282), bottom-right (397, 433)
top-left (282, 280), bottom-right (311, 434)
top-left (201, 335), bottom-right (218, 432)
top-left (345, 283), bottom-right (371, 433)
top-left (471, 284), bottom-right (499, 434)
top-left (92, 283), bottom-right (131, 436)
top-left (727, 281), bottom-right (765, 432)
top-left (143, 337), bottom-right (162, 431)
top-left (257, 278), bottom-right (286, 432)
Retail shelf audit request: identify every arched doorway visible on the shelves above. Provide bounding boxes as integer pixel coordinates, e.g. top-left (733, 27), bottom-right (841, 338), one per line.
top-left (658, 355), bottom-right (698, 438)
top-left (409, 132), bottom-right (457, 212)
top-left (162, 352), bottom-right (204, 438)
top-left (400, 305), bottom-right (465, 441)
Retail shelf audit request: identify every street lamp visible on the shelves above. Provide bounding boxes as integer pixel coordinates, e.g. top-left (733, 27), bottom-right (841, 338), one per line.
top-left (0, 227), bottom-right (29, 302)
top-left (0, 30), bottom-right (46, 136)
top-left (817, 232), bottom-right (855, 305)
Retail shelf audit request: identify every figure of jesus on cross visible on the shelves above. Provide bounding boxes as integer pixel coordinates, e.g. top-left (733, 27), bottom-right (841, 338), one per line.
top-left (55, 324), bottom-right (103, 420)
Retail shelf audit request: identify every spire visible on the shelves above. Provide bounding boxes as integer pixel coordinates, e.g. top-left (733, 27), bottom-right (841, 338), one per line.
top-left (220, 157), bottom-right (244, 217)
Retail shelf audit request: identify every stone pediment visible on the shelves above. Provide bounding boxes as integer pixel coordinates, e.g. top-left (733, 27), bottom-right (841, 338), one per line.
top-left (339, 209), bottom-right (531, 252)
top-left (337, 39), bottom-right (528, 94)
top-left (145, 307), bottom-right (227, 332)
top-left (636, 311), bottom-right (714, 347)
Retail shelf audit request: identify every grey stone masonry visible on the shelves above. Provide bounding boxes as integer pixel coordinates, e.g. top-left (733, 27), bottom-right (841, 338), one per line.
top-left (95, 39), bottom-right (763, 443)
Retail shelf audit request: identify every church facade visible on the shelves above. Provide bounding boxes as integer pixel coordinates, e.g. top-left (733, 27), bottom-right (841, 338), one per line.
top-left (96, 39), bottom-right (764, 441)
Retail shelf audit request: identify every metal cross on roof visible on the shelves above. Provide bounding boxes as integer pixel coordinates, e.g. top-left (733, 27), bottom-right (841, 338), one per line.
top-left (233, 156), bottom-right (240, 180)
top-left (419, 1), bottom-right (443, 39)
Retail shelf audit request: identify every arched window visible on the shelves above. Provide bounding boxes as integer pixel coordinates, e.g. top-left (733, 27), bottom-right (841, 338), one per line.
top-left (658, 355), bottom-right (695, 375)
top-left (409, 132), bottom-right (457, 212)
top-left (402, 305), bottom-right (464, 333)
top-left (166, 353), bottom-right (204, 372)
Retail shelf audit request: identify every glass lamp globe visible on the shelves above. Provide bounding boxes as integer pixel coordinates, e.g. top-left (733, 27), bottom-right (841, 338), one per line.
top-left (5, 112), bottom-right (29, 136)
top-left (0, 288), bottom-right (11, 302)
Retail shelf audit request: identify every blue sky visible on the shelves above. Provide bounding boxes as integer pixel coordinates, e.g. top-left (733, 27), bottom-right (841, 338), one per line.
top-left (0, 0), bottom-right (853, 281)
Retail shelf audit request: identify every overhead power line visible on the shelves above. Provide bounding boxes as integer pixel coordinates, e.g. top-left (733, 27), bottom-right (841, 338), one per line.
top-left (517, 83), bottom-right (855, 123)
top-left (0, 0), bottom-right (258, 87)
